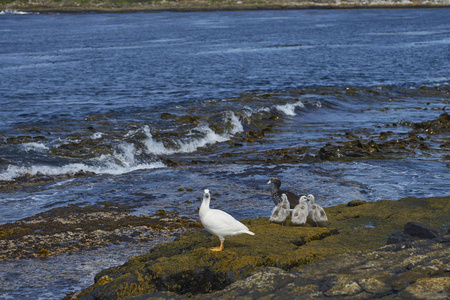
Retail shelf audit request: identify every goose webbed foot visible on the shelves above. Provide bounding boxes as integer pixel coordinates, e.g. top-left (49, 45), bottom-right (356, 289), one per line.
top-left (210, 240), bottom-right (224, 251)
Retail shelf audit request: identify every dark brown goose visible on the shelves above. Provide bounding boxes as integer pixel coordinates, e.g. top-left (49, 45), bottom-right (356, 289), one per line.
top-left (267, 177), bottom-right (299, 209)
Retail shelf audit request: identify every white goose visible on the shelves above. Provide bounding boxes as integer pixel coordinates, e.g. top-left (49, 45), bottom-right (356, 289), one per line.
top-left (199, 189), bottom-right (254, 251)
top-left (291, 195), bottom-right (309, 225)
top-left (269, 193), bottom-right (291, 225)
top-left (307, 194), bottom-right (328, 226)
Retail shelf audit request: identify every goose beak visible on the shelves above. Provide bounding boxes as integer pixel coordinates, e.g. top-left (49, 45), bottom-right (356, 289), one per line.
top-left (267, 179), bottom-right (271, 184)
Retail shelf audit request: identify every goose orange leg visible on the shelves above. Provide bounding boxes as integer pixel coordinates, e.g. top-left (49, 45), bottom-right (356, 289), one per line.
top-left (211, 240), bottom-right (224, 251)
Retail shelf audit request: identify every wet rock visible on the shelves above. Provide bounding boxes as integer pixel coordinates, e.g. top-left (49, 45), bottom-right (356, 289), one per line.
top-left (6, 135), bottom-right (33, 144)
top-left (74, 170), bottom-right (96, 177)
top-left (379, 131), bottom-right (393, 140)
top-left (244, 129), bottom-right (266, 142)
top-left (386, 221), bottom-right (447, 245)
top-left (175, 115), bottom-right (199, 125)
top-left (0, 167), bottom-right (99, 191)
top-left (357, 276), bottom-right (390, 295)
top-left (318, 143), bottom-right (344, 160)
top-left (160, 112), bottom-right (177, 119)
top-left (347, 200), bottom-right (366, 207)
top-left (402, 277), bottom-right (450, 300)
top-left (410, 113), bottom-right (450, 134)
top-left (312, 113), bottom-right (450, 163)
top-left (404, 221), bottom-right (443, 240)
top-left (198, 267), bottom-right (298, 299)
top-left (324, 275), bottom-right (363, 297)
top-left (386, 231), bottom-right (412, 245)
top-left (263, 146), bottom-right (309, 164)
top-left (0, 204), bottom-right (195, 261)
top-left (51, 139), bottom-right (113, 159)
top-left (318, 140), bottom-right (380, 161)
top-left (204, 237), bottom-right (450, 300)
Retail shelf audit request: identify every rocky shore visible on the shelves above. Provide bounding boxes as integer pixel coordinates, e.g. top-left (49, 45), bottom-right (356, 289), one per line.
top-left (1, 99), bottom-right (449, 299)
top-left (1, 0), bottom-right (449, 14)
top-left (0, 203), bottom-right (198, 261)
top-left (66, 195), bottom-right (450, 299)
top-left (2, 192), bottom-right (448, 299)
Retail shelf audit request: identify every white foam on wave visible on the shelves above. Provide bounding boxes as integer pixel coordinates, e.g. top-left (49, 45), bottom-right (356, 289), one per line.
top-left (141, 126), bottom-right (171, 155)
top-left (143, 125), bottom-right (229, 155)
top-left (0, 160), bottom-right (165, 181)
top-left (0, 112), bottom-right (244, 181)
top-left (274, 102), bottom-right (305, 116)
top-left (142, 111), bottom-right (244, 155)
top-left (91, 132), bottom-right (103, 139)
top-left (0, 9), bottom-right (31, 15)
top-left (243, 106), bottom-right (270, 117)
top-left (112, 142), bottom-right (142, 167)
top-left (0, 141), bottom-right (165, 181)
top-left (227, 111), bottom-right (244, 135)
top-left (21, 142), bottom-right (49, 152)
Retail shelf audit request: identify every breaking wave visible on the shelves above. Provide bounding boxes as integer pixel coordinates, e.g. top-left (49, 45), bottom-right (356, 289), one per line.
top-left (142, 124), bottom-right (229, 155)
top-left (21, 142), bottom-right (49, 152)
top-left (0, 140), bottom-right (165, 181)
top-left (274, 101), bottom-right (305, 116)
top-left (0, 111), bottom-right (245, 181)
top-left (142, 111), bottom-right (244, 155)
top-left (0, 160), bottom-right (165, 182)
top-left (0, 9), bottom-right (31, 15)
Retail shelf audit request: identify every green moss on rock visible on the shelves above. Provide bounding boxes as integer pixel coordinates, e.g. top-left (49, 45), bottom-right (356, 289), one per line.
top-left (78, 196), bottom-right (450, 299)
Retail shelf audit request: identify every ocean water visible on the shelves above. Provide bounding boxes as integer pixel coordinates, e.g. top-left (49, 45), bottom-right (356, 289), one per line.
top-left (0, 8), bottom-right (449, 299)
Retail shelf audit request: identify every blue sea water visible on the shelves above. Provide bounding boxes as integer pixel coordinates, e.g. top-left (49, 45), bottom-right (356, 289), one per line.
top-left (1, 9), bottom-right (449, 130)
top-left (0, 8), bottom-right (449, 299)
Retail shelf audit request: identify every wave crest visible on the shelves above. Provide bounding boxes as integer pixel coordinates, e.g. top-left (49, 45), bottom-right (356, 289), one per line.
top-left (274, 101), bottom-right (305, 116)
top-left (142, 111), bottom-right (244, 155)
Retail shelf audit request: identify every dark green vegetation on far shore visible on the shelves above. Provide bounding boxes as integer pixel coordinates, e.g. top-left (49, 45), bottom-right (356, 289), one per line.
top-left (1, 0), bottom-right (449, 13)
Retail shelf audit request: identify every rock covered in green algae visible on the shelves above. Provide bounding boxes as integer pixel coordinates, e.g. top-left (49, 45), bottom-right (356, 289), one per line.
top-left (76, 196), bottom-right (450, 300)
top-left (78, 221), bottom-right (337, 299)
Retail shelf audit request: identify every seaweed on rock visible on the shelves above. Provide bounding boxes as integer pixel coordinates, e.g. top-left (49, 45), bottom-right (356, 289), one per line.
top-left (77, 196), bottom-right (450, 300)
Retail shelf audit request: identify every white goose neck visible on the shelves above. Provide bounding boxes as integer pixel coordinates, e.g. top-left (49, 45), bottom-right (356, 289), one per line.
top-left (200, 190), bottom-right (211, 211)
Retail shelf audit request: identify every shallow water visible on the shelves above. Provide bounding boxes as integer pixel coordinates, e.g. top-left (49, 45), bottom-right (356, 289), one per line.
top-left (0, 237), bottom-right (174, 299)
top-left (0, 8), bottom-right (449, 299)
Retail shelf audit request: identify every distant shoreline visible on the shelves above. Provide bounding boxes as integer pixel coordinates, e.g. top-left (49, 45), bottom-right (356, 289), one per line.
top-left (1, 0), bottom-right (449, 14)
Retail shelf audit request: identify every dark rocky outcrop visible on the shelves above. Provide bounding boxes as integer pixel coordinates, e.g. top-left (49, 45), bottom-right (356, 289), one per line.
top-left (205, 236), bottom-right (450, 299)
top-left (316, 113), bottom-right (450, 162)
top-left (409, 112), bottom-right (450, 134)
top-left (387, 221), bottom-right (447, 245)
